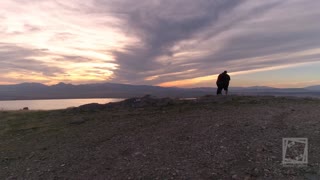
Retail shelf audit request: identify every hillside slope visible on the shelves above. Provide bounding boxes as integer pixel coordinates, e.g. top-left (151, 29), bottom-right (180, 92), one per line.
top-left (1, 95), bottom-right (320, 179)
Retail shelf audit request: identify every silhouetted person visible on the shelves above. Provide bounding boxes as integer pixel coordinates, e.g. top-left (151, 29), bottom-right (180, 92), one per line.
top-left (216, 71), bottom-right (231, 95)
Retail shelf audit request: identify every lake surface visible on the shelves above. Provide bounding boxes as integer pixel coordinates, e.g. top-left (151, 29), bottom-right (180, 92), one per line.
top-left (0, 98), bottom-right (124, 110)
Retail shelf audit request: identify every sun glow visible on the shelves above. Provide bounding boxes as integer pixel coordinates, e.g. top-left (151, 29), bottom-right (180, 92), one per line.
top-left (0, 0), bottom-right (136, 84)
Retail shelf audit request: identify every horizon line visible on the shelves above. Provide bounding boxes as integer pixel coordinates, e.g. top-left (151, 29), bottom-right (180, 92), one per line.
top-left (0, 81), bottom-right (318, 89)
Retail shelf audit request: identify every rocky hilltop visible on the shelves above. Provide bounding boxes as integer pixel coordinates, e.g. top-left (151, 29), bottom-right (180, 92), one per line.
top-left (1, 95), bottom-right (320, 179)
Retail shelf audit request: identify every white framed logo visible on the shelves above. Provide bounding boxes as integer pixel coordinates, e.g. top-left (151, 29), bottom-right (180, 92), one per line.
top-left (282, 138), bottom-right (308, 166)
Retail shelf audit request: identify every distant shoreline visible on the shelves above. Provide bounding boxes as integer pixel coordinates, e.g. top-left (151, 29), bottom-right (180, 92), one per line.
top-left (1, 92), bottom-right (320, 101)
top-left (1, 82), bottom-right (320, 101)
top-left (0, 98), bottom-right (124, 111)
top-left (1, 94), bottom-right (320, 111)
top-left (0, 97), bottom-right (125, 102)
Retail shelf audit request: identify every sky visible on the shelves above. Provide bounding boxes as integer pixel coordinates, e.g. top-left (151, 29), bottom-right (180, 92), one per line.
top-left (1, 0), bottom-right (320, 88)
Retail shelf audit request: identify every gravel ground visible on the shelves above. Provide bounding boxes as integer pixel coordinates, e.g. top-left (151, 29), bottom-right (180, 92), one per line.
top-left (1, 95), bottom-right (320, 179)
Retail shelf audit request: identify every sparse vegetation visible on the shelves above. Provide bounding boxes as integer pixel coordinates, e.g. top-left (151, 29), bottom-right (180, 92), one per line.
top-left (1, 95), bottom-right (320, 179)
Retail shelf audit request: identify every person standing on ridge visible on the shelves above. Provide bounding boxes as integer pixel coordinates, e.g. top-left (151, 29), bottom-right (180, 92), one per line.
top-left (216, 71), bottom-right (231, 95)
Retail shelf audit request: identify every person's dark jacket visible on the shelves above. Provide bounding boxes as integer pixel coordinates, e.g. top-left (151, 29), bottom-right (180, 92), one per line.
top-left (216, 73), bottom-right (230, 86)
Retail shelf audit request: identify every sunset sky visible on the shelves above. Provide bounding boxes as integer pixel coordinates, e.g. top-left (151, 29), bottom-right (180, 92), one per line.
top-left (1, 0), bottom-right (320, 88)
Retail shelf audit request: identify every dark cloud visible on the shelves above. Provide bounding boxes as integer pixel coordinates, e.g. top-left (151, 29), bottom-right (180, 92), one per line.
top-left (55, 55), bottom-right (94, 63)
top-left (97, 0), bottom-right (244, 84)
top-left (93, 0), bottom-right (320, 85)
top-left (0, 43), bottom-right (64, 76)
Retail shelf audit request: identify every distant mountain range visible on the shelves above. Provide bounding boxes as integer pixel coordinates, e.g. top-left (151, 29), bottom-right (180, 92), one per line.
top-left (0, 82), bottom-right (319, 100)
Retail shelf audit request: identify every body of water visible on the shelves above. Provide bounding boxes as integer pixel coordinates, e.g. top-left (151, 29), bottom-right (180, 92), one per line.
top-left (0, 98), bottom-right (124, 110)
